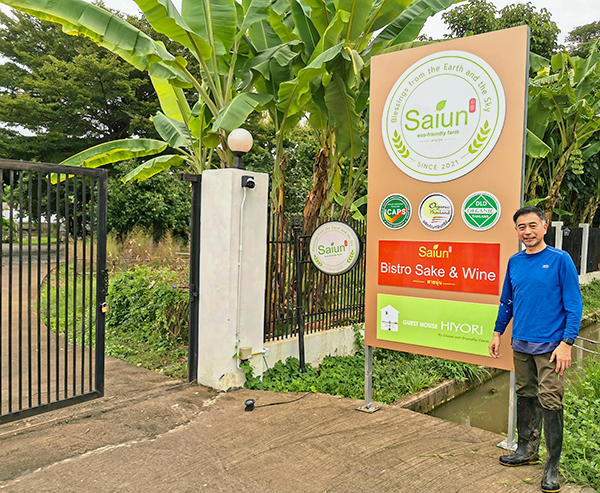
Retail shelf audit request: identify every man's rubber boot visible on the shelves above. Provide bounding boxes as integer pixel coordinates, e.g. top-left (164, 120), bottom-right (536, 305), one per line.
top-left (499, 396), bottom-right (542, 466)
top-left (541, 407), bottom-right (563, 493)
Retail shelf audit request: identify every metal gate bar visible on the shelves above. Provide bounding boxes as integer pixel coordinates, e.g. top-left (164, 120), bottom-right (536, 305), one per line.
top-left (0, 159), bottom-right (107, 424)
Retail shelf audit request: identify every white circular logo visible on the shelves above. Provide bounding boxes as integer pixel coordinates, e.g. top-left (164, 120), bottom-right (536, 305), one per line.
top-left (309, 222), bottom-right (360, 275)
top-left (418, 193), bottom-right (454, 231)
top-left (382, 50), bottom-right (506, 183)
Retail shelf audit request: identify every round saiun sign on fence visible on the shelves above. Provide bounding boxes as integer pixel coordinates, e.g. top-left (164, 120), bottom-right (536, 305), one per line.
top-left (382, 50), bottom-right (506, 183)
top-left (309, 222), bottom-right (361, 275)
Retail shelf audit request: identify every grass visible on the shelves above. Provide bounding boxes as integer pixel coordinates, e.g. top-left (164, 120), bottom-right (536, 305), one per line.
top-left (562, 355), bottom-right (600, 490)
top-left (39, 263), bottom-right (97, 349)
top-left (40, 231), bottom-right (190, 380)
top-left (243, 328), bottom-right (490, 404)
top-left (581, 278), bottom-right (600, 315)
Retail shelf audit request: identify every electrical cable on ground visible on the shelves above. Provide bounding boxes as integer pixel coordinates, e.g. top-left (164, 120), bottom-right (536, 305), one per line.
top-left (244, 393), bottom-right (310, 412)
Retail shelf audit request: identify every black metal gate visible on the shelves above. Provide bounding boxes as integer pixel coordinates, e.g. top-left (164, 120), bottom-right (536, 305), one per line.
top-left (0, 159), bottom-right (107, 424)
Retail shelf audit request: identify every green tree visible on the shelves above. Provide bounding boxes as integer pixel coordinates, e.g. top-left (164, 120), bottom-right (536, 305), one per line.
top-left (442, 0), bottom-right (559, 58)
top-left (440, 0), bottom-right (498, 37)
top-left (107, 161), bottom-right (191, 242)
top-left (0, 9), bottom-right (158, 163)
top-left (0, 0), bottom-right (275, 182)
top-left (566, 21), bottom-right (600, 58)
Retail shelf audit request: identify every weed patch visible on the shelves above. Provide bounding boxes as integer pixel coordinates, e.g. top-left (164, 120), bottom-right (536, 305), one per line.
top-left (562, 355), bottom-right (600, 490)
top-left (581, 279), bottom-right (600, 315)
top-left (244, 330), bottom-right (490, 404)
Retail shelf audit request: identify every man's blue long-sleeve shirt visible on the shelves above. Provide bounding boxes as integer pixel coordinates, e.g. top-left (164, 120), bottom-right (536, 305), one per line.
top-left (494, 246), bottom-right (582, 343)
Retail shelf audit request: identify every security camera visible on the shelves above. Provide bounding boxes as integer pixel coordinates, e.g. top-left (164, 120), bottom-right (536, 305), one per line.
top-left (241, 176), bottom-right (256, 189)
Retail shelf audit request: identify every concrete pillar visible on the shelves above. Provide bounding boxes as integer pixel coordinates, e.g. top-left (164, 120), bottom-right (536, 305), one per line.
top-left (551, 220), bottom-right (563, 250)
top-left (579, 223), bottom-right (589, 276)
top-left (197, 169), bottom-right (268, 391)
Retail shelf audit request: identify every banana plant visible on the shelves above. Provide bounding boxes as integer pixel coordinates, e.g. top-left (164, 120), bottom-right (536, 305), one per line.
top-left (0, 0), bottom-right (274, 180)
top-left (527, 42), bottom-right (600, 220)
top-left (271, 0), bottom-right (459, 222)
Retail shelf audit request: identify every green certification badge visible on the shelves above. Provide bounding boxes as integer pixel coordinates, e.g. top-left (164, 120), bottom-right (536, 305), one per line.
top-left (461, 191), bottom-right (501, 231)
top-left (380, 194), bottom-right (412, 230)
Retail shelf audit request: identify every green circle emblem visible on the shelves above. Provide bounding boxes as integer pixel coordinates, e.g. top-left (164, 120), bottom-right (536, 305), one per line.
top-left (380, 194), bottom-right (412, 230)
top-left (461, 191), bottom-right (501, 231)
top-left (382, 50), bottom-right (506, 183)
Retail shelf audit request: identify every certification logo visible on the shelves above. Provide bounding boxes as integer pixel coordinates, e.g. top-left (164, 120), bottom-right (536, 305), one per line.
top-left (419, 193), bottom-right (454, 231)
top-left (380, 194), bottom-right (411, 230)
top-left (462, 191), bottom-right (501, 231)
top-left (382, 50), bottom-right (506, 183)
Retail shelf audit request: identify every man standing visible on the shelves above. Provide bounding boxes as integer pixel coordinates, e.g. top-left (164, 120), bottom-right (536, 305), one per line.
top-left (489, 206), bottom-right (582, 493)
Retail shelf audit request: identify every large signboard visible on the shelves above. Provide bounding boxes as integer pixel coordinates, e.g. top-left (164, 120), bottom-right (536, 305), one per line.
top-left (365, 27), bottom-right (530, 371)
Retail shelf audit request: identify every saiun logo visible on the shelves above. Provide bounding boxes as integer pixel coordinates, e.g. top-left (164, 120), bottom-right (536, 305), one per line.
top-left (317, 241), bottom-right (347, 256)
top-left (418, 244), bottom-right (451, 258)
top-left (382, 50), bottom-right (506, 183)
top-left (309, 222), bottom-right (360, 275)
top-left (418, 193), bottom-right (454, 231)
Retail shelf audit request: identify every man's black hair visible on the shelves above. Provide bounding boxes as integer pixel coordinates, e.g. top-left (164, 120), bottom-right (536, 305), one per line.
top-left (512, 206), bottom-right (546, 224)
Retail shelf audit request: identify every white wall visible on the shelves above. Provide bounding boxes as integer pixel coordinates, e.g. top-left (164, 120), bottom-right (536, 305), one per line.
top-left (258, 325), bottom-right (360, 370)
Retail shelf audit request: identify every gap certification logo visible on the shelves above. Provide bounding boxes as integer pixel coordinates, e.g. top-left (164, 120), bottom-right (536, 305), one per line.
top-left (309, 222), bottom-right (361, 275)
top-left (382, 51), bottom-right (506, 183)
top-left (380, 194), bottom-right (411, 230)
top-left (462, 191), bottom-right (501, 231)
top-left (419, 193), bottom-right (454, 231)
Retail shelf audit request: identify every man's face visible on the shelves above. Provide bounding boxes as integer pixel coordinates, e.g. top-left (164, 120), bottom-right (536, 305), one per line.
top-left (515, 212), bottom-right (547, 252)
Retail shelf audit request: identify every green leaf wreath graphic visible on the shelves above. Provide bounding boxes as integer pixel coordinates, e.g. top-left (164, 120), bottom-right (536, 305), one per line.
top-left (393, 130), bottom-right (409, 158)
top-left (468, 121), bottom-right (491, 154)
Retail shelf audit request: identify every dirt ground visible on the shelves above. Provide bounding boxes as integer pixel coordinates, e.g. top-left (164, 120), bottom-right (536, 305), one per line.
top-left (0, 356), bottom-right (595, 493)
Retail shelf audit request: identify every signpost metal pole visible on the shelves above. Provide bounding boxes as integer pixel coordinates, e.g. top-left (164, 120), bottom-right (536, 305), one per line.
top-left (498, 371), bottom-right (517, 450)
top-left (358, 344), bottom-right (379, 413)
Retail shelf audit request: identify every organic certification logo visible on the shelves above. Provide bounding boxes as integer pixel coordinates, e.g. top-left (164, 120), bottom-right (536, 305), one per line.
top-left (462, 191), bottom-right (501, 231)
top-left (419, 193), bottom-right (454, 231)
top-left (382, 50), bottom-right (506, 183)
top-left (380, 194), bottom-right (411, 230)
top-left (309, 222), bottom-right (361, 275)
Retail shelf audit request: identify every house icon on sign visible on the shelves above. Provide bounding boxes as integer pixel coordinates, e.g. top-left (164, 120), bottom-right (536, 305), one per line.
top-left (380, 305), bottom-right (399, 332)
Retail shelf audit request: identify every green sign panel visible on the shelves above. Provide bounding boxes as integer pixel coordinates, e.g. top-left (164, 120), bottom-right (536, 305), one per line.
top-left (377, 294), bottom-right (497, 357)
top-left (461, 191), bottom-right (501, 231)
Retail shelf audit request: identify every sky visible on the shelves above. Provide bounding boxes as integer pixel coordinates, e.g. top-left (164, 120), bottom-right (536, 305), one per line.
top-left (94, 0), bottom-right (598, 45)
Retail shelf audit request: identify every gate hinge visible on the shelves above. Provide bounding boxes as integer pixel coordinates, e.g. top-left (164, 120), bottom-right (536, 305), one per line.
top-left (189, 283), bottom-right (198, 302)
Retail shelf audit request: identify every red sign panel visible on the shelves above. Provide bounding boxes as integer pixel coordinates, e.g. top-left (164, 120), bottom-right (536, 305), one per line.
top-left (379, 240), bottom-right (500, 294)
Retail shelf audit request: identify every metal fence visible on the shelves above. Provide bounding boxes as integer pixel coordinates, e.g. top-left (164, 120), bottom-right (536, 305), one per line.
top-left (0, 160), bottom-right (107, 424)
top-left (546, 224), bottom-right (600, 275)
top-left (264, 213), bottom-right (366, 342)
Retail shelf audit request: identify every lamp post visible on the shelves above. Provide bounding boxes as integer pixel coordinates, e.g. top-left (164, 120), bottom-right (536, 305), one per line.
top-left (227, 128), bottom-right (253, 170)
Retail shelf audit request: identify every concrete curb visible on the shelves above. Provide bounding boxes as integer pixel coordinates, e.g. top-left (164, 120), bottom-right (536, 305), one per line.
top-left (393, 368), bottom-right (503, 413)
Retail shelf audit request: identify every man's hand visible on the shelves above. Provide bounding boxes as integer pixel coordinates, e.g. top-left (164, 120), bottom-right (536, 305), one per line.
top-left (489, 332), bottom-right (502, 358)
top-left (550, 342), bottom-right (572, 376)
